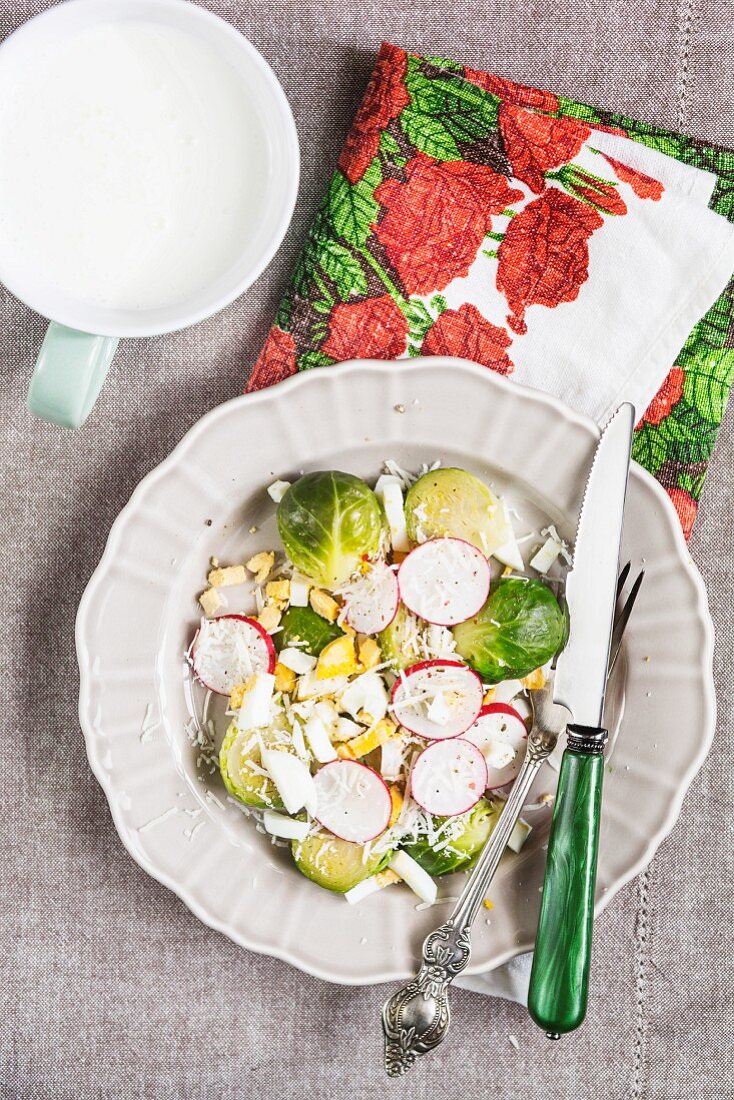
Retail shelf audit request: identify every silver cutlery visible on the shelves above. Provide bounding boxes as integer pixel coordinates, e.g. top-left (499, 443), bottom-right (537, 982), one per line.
top-left (382, 407), bottom-right (638, 1076)
top-left (527, 403), bottom-right (634, 1036)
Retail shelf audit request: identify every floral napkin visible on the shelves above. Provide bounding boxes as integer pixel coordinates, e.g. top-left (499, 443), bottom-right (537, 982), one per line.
top-left (249, 43), bottom-right (734, 539)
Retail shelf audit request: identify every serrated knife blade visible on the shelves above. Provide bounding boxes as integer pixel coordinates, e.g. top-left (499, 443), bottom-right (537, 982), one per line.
top-left (553, 403), bottom-right (635, 726)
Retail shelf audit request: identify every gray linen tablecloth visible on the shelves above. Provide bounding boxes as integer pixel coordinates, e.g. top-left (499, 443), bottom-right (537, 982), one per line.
top-left (1, 2), bottom-right (732, 1097)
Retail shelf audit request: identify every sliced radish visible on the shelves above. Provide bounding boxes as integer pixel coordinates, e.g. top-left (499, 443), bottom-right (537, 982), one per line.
top-left (342, 561), bottom-right (399, 634)
top-left (464, 703), bottom-right (528, 788)
top-left (390, 659), bottom-right (483, 740)
top-left (398, 537), bottom-right (490, 626)
top-left (410, 738), bottom-right (488, 817)
top-left (313, 759), bottom-right (391, 843)
top-left (193, 614), bottom-right (276, 695)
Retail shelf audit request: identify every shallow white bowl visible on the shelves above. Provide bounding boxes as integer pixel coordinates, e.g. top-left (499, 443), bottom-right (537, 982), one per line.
top-left (76, 359), bottom-right (715, 984)
top-left (0, 0), bottom-right (299, 337)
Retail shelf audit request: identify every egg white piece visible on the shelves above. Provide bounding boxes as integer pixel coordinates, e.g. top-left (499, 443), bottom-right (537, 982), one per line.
top-left (261, 748), bottom-right (317, 816)
top-left (262, 811), bottom-right (311, 842)
top-left (237, 672), bottom-right (275, 729)
top-left (388, 850), bottom-right (437, 905)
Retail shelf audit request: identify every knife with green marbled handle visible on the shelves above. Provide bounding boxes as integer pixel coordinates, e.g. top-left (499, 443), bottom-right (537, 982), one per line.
top-left (527, 403), bottom-right (634, 1038)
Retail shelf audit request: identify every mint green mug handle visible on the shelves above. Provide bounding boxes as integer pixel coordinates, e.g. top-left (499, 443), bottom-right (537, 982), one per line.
top-left (27, 322), bottom-right (119, 428)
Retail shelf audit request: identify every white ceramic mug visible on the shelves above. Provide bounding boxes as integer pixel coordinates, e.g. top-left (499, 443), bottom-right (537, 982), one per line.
top-left (0, 0), bottom-right (299, 427)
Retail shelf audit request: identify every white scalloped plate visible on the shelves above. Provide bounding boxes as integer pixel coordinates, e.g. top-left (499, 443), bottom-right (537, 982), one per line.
top-left (76, 359), bottom-right (715, 984)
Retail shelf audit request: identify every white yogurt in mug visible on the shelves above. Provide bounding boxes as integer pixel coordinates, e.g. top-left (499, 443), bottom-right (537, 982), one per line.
top-left (0, 19), bottom-right (268, 312)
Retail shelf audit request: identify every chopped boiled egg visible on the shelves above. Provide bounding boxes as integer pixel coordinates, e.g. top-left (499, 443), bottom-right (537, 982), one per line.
top-left (344, 868), bottom-right (400, 905)
top-left (278, 647), bottom-right (317, 675)
top-left (309, 588), bottom-right (340, 622)
top-left (289, 572), bottom-right (311, 607)
top-left (290, 719), bottom-right (309, 760)
top-left (237, 672), bottom-right (275, 728)
top-left (494, 541), bottom-right (524, 572)
top-left (341, 717), bottom-right (398, 759)
top-left (380, 737), bottom-right (406, 780)
top-left (265, 579), bottom-right (290, 603)
top-left (260, 747), bottom-right (317, 815)
top-left (262, 810), bottom-right (311, 842)
top-left (198, 587), bottom-right (223, 616)
top-left (530, 526), bottom-right (570, 575)
top-left (296, 672), bottom-right (349, 700)
top-left (228, 681), bottom-right (249, 710)
top-left (492, 502), bottom-right (525, 572)
top-left (484, 739), bottom-right (517, 770)
top-left (388, 850), bottom-right (438, 905)
top-left (339, 671), bottom-right (388, 723)
top-left (358, 636), bottom-right (382, 670)
top-left (257, 604), bottom-right (282, 633)
top-left (507, 817), bottom-right (532, 853)
top-left (374, 474), bottom-right (410, 553)
top-left (530, 536), bottom-right (562, 574)
top-left (388, 784), bottom-right (403, 826)
top-left (267, 479), bottom-right (291, 503)
top-left (333, 715), bottom-right (362, 741)
top-left (208, 564), bottom-right (248, 588)
top-left (316, 635), bottom-right (358, 679)
top-left (314, 699), bottom-right (339, 728)
top-left (304, 713), bottom-right (338, 763)
top-left (274, 662), bottom-right (296, 693)
top-left (246, 551), bottom-right (275, 584)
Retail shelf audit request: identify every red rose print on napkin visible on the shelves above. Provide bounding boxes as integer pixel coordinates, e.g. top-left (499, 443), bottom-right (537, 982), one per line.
top-left (499, 104), bottom-right (591, 194)
top-left (246, 327), bottom-right (297, 392)
top-left (374, 154), bottom-right (523, 296)
top-left (497, 188), bottom-right (603, 334)
top-left (637, 366), bottom-right (685, 427)
top-left (464, 69), bottom-right (560, 114)
top-left (667, 486), bottom-right (698, 539)
top-left (322, 294), bottom-right (408, 360)
top-left (338, 44), bottom-right (410, 184)
top-left (422, 304), bottom-right (514, 374)
top-left (599, 152), bottom-right (664, 201)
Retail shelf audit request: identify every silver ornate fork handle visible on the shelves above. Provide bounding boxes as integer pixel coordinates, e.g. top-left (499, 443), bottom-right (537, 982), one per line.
top-left (382, 566), bottom-right (644, 1078)
top-left (382, 734), bottom-right (553, 1078)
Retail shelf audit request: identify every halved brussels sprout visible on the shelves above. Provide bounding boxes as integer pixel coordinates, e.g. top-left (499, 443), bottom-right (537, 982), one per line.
top-left (452, 577), bottom-right (566, 683)
top-left (401, 798), bottom-right (499, 876)
top-left (278, 606), bottom-right (343, 657)
top-left (277, 471), bottom-right (383, 587)
top-left (378, 603), bottom-right (421, 670)
top-left (292, 833), bottom-right (389, 893)
top-left (219, 721), bottom-right (283, 809)
top-left (404, 467), bottom-right (512, 555)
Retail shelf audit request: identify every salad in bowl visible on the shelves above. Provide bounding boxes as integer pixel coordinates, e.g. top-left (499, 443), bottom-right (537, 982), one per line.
top-left (187, 462), bottom-right (569, 906)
